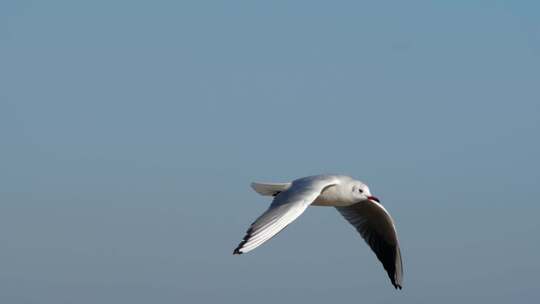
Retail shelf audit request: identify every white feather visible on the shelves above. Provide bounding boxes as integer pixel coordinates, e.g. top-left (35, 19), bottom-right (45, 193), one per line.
top-left (250, 182), bottom-right (291, 196)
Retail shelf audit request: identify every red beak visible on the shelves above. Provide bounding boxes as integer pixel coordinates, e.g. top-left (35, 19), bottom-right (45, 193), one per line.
top-left (367, 196), bottom-right (380, 203)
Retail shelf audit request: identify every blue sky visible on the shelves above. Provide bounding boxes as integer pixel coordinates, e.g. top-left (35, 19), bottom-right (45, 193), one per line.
top-left (1, 1), bottom-right (539, 303)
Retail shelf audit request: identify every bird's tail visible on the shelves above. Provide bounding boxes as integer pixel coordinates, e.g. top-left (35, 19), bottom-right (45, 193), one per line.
top-left (250, 182), bottom-right (291, 196)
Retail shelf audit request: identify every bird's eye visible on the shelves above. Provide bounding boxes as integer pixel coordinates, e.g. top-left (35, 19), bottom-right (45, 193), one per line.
top-left (358, 189), bottom-right (364, 193)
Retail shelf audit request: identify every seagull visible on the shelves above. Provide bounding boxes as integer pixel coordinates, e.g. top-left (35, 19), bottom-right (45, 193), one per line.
top-left (233, 174), bottom-right (403, 289)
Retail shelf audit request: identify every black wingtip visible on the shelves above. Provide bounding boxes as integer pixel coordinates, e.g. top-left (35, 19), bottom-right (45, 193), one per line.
top-left (233, 227), bottom-right (254, 255)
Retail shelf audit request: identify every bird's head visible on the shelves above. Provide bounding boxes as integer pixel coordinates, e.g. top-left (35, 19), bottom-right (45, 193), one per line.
top-left (351, 181), bottom-right (380, 203)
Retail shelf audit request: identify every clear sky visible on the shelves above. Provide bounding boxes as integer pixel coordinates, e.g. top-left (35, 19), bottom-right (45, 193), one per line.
top-left (1, 1), bottom-right (539, 303)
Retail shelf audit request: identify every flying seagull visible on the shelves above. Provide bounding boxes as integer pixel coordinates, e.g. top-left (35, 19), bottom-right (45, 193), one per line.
top-left (233, 174), bottom-right (403, 289)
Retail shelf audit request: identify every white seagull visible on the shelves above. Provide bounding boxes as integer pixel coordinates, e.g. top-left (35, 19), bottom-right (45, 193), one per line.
top-left (233, 174), bottom-right (403, 289)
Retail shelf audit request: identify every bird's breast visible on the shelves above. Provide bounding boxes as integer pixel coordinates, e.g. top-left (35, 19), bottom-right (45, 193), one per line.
top-left (312, 186), bottom-right (354, 207)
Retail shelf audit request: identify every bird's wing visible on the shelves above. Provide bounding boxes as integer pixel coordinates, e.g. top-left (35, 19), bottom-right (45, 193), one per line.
top-left (234, 176), bottom-right (338, 254)
top-left (336, 200), bottom-right (403, 289)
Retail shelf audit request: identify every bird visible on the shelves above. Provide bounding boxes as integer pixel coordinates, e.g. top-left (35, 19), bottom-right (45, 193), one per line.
top-left (232, 174), bottom-right (403, 289)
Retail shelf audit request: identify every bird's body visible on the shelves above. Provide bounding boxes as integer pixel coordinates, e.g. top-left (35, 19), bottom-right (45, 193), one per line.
top-left (233, 174), bottom-right (404, 289)
top-left (311, 175), bottom-right (359, 206)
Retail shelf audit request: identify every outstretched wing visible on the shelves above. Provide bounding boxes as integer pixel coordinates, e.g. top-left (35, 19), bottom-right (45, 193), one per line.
top-left (336, 200), bottom-right (403, 289)
top-left (234, 176), bottom-right (338, 254)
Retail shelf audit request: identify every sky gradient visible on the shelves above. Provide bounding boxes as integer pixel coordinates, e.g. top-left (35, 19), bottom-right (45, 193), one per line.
top-left (1, 1), bottom-right (539, 303)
